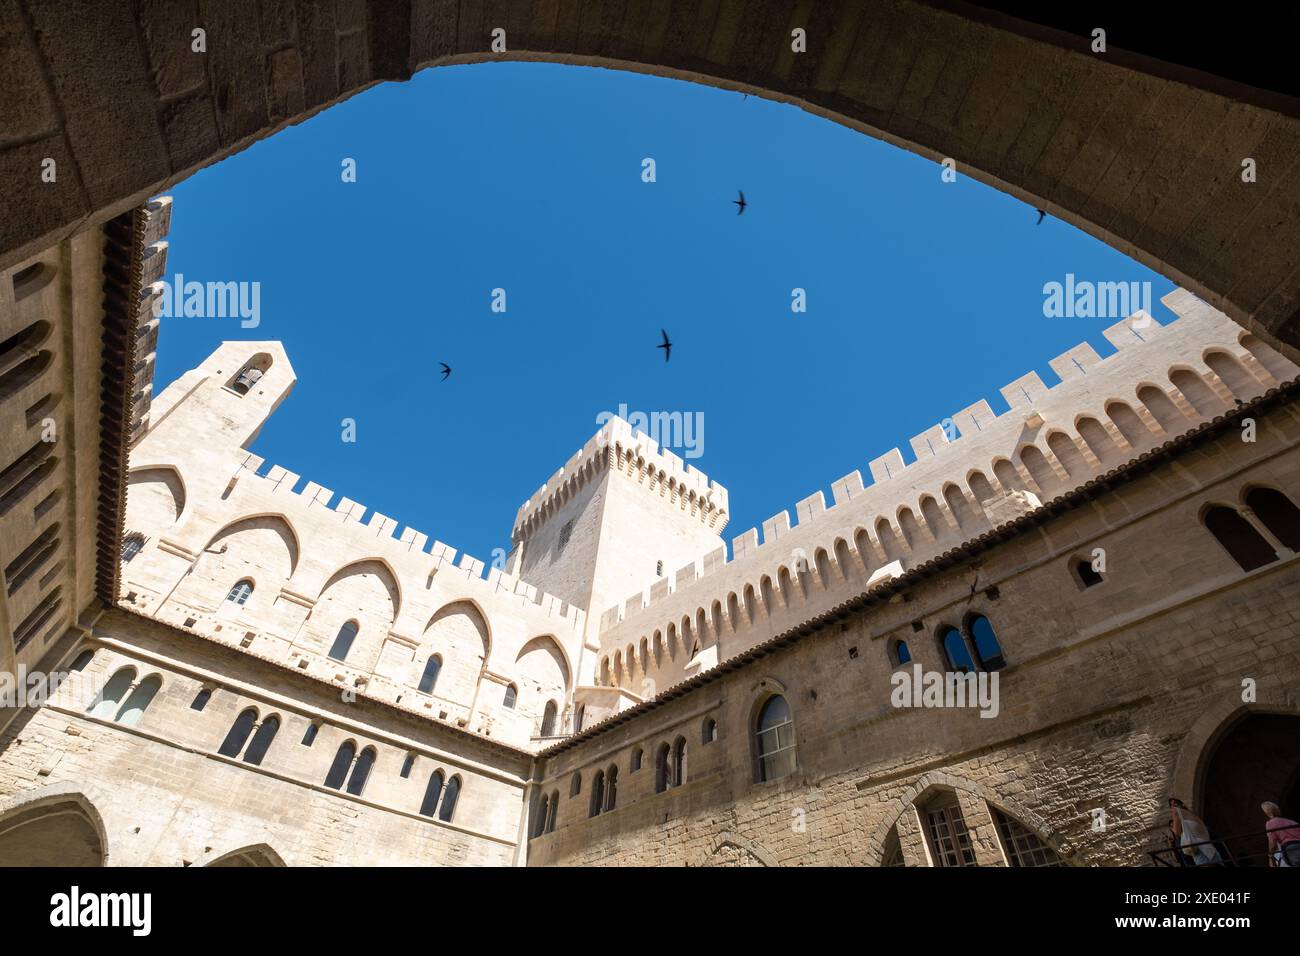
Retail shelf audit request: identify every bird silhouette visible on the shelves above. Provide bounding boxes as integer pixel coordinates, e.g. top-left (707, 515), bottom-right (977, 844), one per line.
top-left (657, 329), bottom-right (672, 362)
top-left (439, 362), bottom-right (451, 381)
top-left (1035, 209), bottom-right (1046, 225)
top-left (733, 190), bottom-right (747, 215)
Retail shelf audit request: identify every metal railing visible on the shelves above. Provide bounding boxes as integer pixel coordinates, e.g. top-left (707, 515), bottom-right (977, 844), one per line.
top-left (1149, 829), bottom-right (1300, 867)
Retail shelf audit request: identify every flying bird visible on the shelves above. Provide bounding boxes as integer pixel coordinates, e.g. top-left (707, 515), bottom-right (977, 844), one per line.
top-left (1035, 209), bottom-right (1046, 225)
top-left (657, 329), bottom-right (672, 363)
top-left (439, 362), bottom-right (451, 381)
top-left (733, 190), bottom-right (747, 215)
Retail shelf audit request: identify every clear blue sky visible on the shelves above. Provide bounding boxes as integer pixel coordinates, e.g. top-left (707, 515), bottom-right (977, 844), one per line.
top-left (156, 61), bottom-right (1176, 572)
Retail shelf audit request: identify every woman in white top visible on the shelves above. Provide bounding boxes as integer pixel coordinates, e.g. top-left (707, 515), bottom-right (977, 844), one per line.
top-left (1169, 797), bottom-right (1223, 866)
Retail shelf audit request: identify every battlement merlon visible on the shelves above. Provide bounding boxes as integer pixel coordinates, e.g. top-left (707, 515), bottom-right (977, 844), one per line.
top-left (511, 415), bottom-right (730, 541)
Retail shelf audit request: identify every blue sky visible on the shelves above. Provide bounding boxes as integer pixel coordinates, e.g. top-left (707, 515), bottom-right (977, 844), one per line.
top-left (156, 61), bottom-right (1176, 572)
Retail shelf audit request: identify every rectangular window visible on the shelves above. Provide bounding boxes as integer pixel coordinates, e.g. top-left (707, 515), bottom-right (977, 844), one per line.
top-left (557, 519), bottom-right (574, 552)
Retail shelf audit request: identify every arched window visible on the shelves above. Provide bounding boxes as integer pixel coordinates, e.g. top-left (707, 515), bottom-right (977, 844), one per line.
top-left (605, 765), bottom-right (618, 811)
top-left (655, 743), bottom-right (672, 793)
top-left (574, 703), bottom-right (585, 732)
top-left (892, 639), bottom-right (911, 666)
top-left (87, 667), bottom-right (135, 718)
top-left (589, 770), bottom-right (605, 817)
top-left (324, 741), bottom-right (355, 790)
top-left (225, 579), bottom-right (253, 605)
top-left (328, 621), bottom-right (359, 661)
top-left (533, 793), bottom-right (550, 838)
top-left (114, 674), bottom-right (161, 727)
top-left (346, 746), bottom-right (376, 796)
top-left (570, 773), bottom-right (581, 797)
top-left (546, 791), bottom-right (558, 833)
top-left (631, 747), bottom-right (643, 772)
top-left (218, 708), bottom-right (258, 757)
top-left (190, 687), bottom-right (212, 711)
top-left (1203, 505), bottom-right (1277, 572)
top-left (755, 695), bottom-right (795, 782)
top-left (939, 626), bottom-right (975, 673)
top-left (400, 753), bottom-right (415, 778)
top-left (702, 718), bottom-right (718, 744)
top-left (672, 736), bottom-right (688, 787)
top-left (882, 827), bottom-right (905, 867)
top-left (540, 700), bottom-right (558, 737)
top-left (922, 792), bottom-right (977, 867)
top-left (230, 361), bottom-right (266, 395)
top-left (503, 683), bottom-right (517, 709)
top-left (966, 615), bottom-right (1006, 671)
top-left (69, 649), bottom-right (94, 672)
top-left (1246, 487), bottom-right (1300, 551)
top-left (121, 533), bottom-right (144, 563)
top-left (438, 776), bottom-right (461, 822)
top-left (418, 654), bottom-right (441, 693)
top-left (420, 770), bottom-right (444, 817)
top-left (243, 715), bottom-right (280, 766)
top-left (992, 808), bottom-right (1064, 867)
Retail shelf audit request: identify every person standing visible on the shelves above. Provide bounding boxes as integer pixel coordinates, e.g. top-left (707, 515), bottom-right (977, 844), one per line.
top-left (1262, 802), bottom-right (1300, 867)
top-left (1170, 798), bottom-right (1223, 866)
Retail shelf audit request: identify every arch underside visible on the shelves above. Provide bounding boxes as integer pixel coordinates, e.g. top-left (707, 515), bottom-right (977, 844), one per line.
top-left (1, 3), bottom-right (1297, 358)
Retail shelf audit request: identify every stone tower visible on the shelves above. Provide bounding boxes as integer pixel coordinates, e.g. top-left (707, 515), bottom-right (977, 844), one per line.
top-left (509, 416), bottom-right (729, 632)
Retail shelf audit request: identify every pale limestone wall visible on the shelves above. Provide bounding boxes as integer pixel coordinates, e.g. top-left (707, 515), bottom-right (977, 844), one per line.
top-left (119, 342), bottom-right (587, 749)
top-left (0, 609), bottom-right (529, 866)
top-left (594, 291), bottom-right (1300, 699)
top-left (527, 396), bottom-right (1300, 866)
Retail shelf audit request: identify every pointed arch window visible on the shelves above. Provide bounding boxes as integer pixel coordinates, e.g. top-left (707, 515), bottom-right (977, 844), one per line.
top-left (114, 674), bottom-right (161, 727)
top-left (923, 794), bottom-right (977, 867)
top-left (589, 769), bottom-right (606, 817)
top-left (324, 741), bottom-right (355, 790)
top-left (604, 765), bottom-right (618, 812)
top-left (437, 776), bottom-right (461, 822)
top-left (755, 695), bottom-right (795, 782)
top-left (546, 791), bottom-right (558, 833)
top-left (225, 579), bottom-right (253, 605)
top-left (218, 708), bottom-right (258, 757)
top-left (533, 793), bottom-right (550, 838)
top-left (1203, 505), bottom-right (1277, 572)
top-left (503, 683), bottom-right (517, 709)
top-left (967, 615), bottom-right (1006, 671)
top-left (939, 626), bottom-right (975, 673)
top-left (328, 620), bottom-right (359, 661)
top-left (892, 639), bottom-right (911, 666)
top-left (992, 808), bottom-right (1064, 867)
top-left (346, 746), bottom-right (376, 796)
top-left (420, 770), bottom-right (445, 818)
top-left (418, 654), bottom-right (441, 694)
top-left (672, 736), bottom-right (688, 788)
top-left (540, 700), bottom-right (558, 737)
top-left (243, 715), bottom-right (280, 766)
top-left (655, 743), bottom-right (672, 793)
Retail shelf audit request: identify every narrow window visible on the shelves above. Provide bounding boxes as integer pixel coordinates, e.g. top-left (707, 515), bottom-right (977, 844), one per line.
top-left (503, 683), bottom-right (517, 709)
top-left (121, 533), bottom-right (144, 563)
top-left (87, 667), bottom-right (135, 719)
top-left (589, 770), bottom-right (605, 817)
top-left (893, 639), bottom-right (911, 666)
top-left (1203, 505), bottom-right (1277, 572)
top-left (605, 765), bottom-right (618, 812)
top-left (418, 654), bottom-right (441, 693)
top-left (328, 620), bottom-right (359, 661)
top-left (190, 687), bottom-right (212, 711)
top-left (557, 519), bottom-right (574, 551)
top-left (631, 747), bottom-right (643, 772)
top-left (242, 715), bottom-right (280, 766)
top-left (966, 615), bottom-right (1006, 671)
top-left (114, 674), bottom-right (161, 727)
top-left (574, 703), bottom-right (585, 732)
top-left (225, 579), bottom-right (254, 605)
top-left (230, 363), bottom-right (264, 395)
top-left (570, 773), bottom-right (581, 797)
top-left (400, 753), bottom-right (416, 778)
top-left (420, 770), bottom-right (444, 817)
top-left (346, 747), bottom-right (376, 796)
top-left (939, 626), bottom-right (975, 673)
top-left (702, 717), bottom-right (718, 744)
top-left (438, 776), bottom-right (461, 822)
top-left (533, 794), bottom-right (550, 838)
top-left (655, 743), bottom-right (672, 793)
top-left (546, 791), bottom-right (558, 833)
top-left (540, 700), bottom-right (557, 737)
top-left (656, 560), bottom-right (664, 577)
top-left (755, 696), bottom-right (795, 782)
top-left (301, 721), bottom-right (319, 747)
top-left (672, 736), bottom-right (688, 787)
top-left (1246, 487), bottom-right (1300, 551)
top-left (218, 708), bottom-right (258, 757)
top-left (324, 741), bottom-right (355, 789)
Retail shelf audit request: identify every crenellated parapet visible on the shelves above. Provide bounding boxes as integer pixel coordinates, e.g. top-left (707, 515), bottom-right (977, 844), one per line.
top-left (512, 415), bottom-right (729, 544)
top-left (590, 291), bottom-right (1300, 697)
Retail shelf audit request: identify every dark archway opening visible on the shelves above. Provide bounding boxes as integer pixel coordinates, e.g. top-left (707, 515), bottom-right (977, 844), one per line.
top-left (1199, 713), bottom-right (1300, 865)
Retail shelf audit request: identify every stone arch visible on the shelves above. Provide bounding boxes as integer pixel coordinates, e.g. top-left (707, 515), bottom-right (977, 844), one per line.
top-left (515, 634), bottom-right (572, 694)
top-left (0, 784), bottom-right (110, 866)
top-left (1170, 366), bottom-right (1225, 417)
top-left (864, 770), bottom-right (1073, 867)
top-left (1203, 349), bottom-right (1258, 400)
top-left (174, 513), bottom-right (301, 610)
top-left (125, 464), bottom-right (187, 527)
top-left (703, 830), bottom-right (778, 867)
top-left (318, 557), bottom-right (402, 620)
top-left (1136, 383), bottom-right (1187, 434)
top-left (1239, 333), bottom-right (1299, 383)
top-left (421, 599), bottom-right (492, 705)
top-left (203, 842), bottom-right (287, 867)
